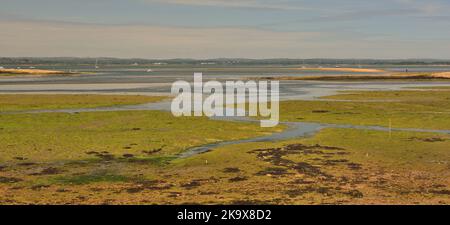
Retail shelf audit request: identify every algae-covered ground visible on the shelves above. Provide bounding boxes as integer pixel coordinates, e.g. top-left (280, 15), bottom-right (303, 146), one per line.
top-left (0, 110), bottom-right (280, 163)
top-left (0, 91), bottom-right (449, 205)
top-left (0, 94), bottom-right (166, 112)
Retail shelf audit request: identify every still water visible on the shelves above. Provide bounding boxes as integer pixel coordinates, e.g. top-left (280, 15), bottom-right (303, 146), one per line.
top-left (1, 65), bottom-right (450, 100)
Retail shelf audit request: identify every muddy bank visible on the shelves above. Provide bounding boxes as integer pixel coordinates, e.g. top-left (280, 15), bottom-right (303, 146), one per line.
top-left (296, 67), bottom-right (385, 73)
top-left (0, 68), bottom-right (76, 76)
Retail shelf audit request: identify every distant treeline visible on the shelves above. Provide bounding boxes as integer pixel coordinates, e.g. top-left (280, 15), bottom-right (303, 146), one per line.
top-left (1, 57), bottom-right (450, 66)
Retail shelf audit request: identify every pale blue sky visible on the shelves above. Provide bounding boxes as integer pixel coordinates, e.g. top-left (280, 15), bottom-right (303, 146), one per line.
top-left (1, 0), bottom-right (450, 59)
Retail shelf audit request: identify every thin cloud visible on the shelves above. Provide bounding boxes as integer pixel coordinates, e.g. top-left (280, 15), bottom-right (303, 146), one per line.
top-left (395, 0), bottom-right (448, 15)
top-left (0, 20), bottom-right (323, 58)
top-left (1, 20), bottom-right (449, 59)
top-left (141, 0), bottom-right (308, 10)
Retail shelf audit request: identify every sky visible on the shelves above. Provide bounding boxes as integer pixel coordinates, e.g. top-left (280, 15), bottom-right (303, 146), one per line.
top-left (1, 0), bottom-right (450, 59)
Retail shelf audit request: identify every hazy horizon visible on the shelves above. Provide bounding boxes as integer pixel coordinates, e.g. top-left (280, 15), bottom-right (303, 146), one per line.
top-left (1, 0), bottom-right (450, 59)
top-left (2, 56), bottom-right (450, 61)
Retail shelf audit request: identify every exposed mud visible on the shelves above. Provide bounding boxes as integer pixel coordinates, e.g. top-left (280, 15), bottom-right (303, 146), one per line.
top-left (229, 200), bottom-right (272, 205)
top-left (167, 192), bottom-right (182, 198)
top-left (229, 176), bottom-right (248, 182)
top-left (0, 176), bottom-right (22, 183)
top-left (312, 110), bottom-right (330, 113)
top-left (180, 181), bottom-right (201, 189)
top-left (250, 144), bottom-right (347, 177)
top-left (85, 151), bottom-right (115, 161)
top-left (255, 167), bottom-right (292, 177)
top-left (248, 143), bottom-right (374, 200)
top-left (126, 180), bottom-right (173, 193)
top-left (293, 162), bottom-right (325, 177)
top-left (409, 137), bottom-right (446, 142)
top-left (180, 177), bottom-right (220, 190)
top-left (122, 154), bottom-right (135, 158)
top-left (347, 163), bottom-right (362, 170)
top-left (31, 167), bottom-right (62, 176)
top-left (323, 159), bottom-right (349, 166)
top-left (143, 148), bottom-right (163, 155)
top-left (18, 162), bottom-right (37, 166)
top-left (30, 184), bottom-right (50, 190)
top-left (285, 186), bottom-right (333, 197)
top-left (430, 189), bottom-right (450, 195)
top-left (346, 190), bottom-right (364, 198)
top-left (13, 157), bottom-right (27, 161)
top-left (223, 167), bottom-right (241, 173)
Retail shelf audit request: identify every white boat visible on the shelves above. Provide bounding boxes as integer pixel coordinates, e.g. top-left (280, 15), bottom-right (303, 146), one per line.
top-left (146, 69), bottom-right (153, 72)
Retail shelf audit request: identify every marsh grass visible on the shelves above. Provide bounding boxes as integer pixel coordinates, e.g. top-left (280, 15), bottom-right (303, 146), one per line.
top-left (277, 90), bottom-right (450, 130)
top-left (0, 110), bottom-right (281, 163)
top-left (0, 94), bottom-right (166, 112)
top-left (1, 93), bottom-right (449, 204)
top-left (54, 173), bottom-right (130, 185)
